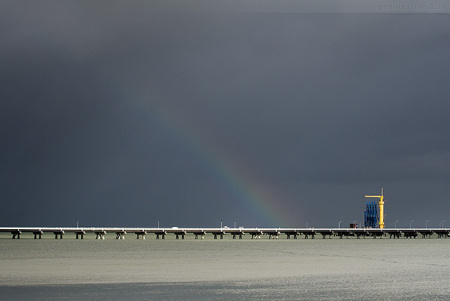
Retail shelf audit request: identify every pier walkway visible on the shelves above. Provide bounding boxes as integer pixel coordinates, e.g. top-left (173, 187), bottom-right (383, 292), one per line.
top-left (1, 227), bottom-right (449, 239)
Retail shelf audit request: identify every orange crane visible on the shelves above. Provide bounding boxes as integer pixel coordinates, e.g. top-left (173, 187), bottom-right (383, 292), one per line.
top-left (365, 188), bottom-right (385, 229)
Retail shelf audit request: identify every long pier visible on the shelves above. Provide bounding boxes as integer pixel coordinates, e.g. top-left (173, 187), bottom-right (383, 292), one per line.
top-left (1, 227), bottom-right (449, 240)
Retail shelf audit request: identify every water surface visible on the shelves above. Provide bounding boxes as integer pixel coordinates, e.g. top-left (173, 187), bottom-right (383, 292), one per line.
top-left (1, 236), bottom-right (449, 300)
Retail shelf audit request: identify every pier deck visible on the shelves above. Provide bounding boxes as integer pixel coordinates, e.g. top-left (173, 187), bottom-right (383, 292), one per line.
top-left (1, 227), bottom-right (449, 239)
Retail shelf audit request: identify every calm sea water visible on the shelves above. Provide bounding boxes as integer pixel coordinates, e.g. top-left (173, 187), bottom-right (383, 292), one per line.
top-left (1, 235), bottom-right (449, 300)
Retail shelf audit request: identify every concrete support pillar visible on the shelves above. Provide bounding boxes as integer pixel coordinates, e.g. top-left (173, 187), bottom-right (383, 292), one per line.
top-left (213, 233), bottom-right (224, 239)
top-left (136, 233), bottom-right (146, 239)
top-left (389, 233), bottom-right (399, 239)
top-left (96, 232), bottom-right (105, 239)
top-left (136, 232), bottom-right (146, 239)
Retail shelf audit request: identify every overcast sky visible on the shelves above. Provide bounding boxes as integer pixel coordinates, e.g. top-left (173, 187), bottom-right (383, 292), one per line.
top-left (2, 2), bottom-right (450, 228)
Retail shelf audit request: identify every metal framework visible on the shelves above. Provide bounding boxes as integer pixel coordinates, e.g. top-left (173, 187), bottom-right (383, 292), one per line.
top-left (364, 200), bottom-right (379, 228)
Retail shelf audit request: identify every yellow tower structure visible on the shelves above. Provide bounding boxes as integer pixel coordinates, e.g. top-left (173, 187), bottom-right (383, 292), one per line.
top-left (365, 188), bottom-right (385, 229)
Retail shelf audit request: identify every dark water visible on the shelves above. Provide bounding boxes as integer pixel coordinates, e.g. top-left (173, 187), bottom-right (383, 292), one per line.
top-left (1, 277), bottom-right (449, 301)
top-left (1, 237), bottom-right (449, 300)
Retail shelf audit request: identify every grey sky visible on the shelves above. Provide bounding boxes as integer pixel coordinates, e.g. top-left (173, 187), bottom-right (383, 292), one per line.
top-left (1, 2), bottom-right (450, 228)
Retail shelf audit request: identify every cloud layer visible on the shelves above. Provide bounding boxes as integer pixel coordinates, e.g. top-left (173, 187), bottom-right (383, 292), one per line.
top-left (1, 3), bottom-right (450, 227)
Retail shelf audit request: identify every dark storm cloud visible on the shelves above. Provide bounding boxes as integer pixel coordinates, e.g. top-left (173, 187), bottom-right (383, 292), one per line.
top-left (1, 2), bottom-right (450, 228)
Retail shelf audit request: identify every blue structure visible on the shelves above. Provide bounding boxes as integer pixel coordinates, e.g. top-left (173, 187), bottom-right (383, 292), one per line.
top-left (364, 201), bottom-right (379, 228)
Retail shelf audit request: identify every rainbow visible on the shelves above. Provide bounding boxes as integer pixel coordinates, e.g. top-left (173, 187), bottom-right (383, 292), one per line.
top-left (137, 102), bottom-right (300, 227)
